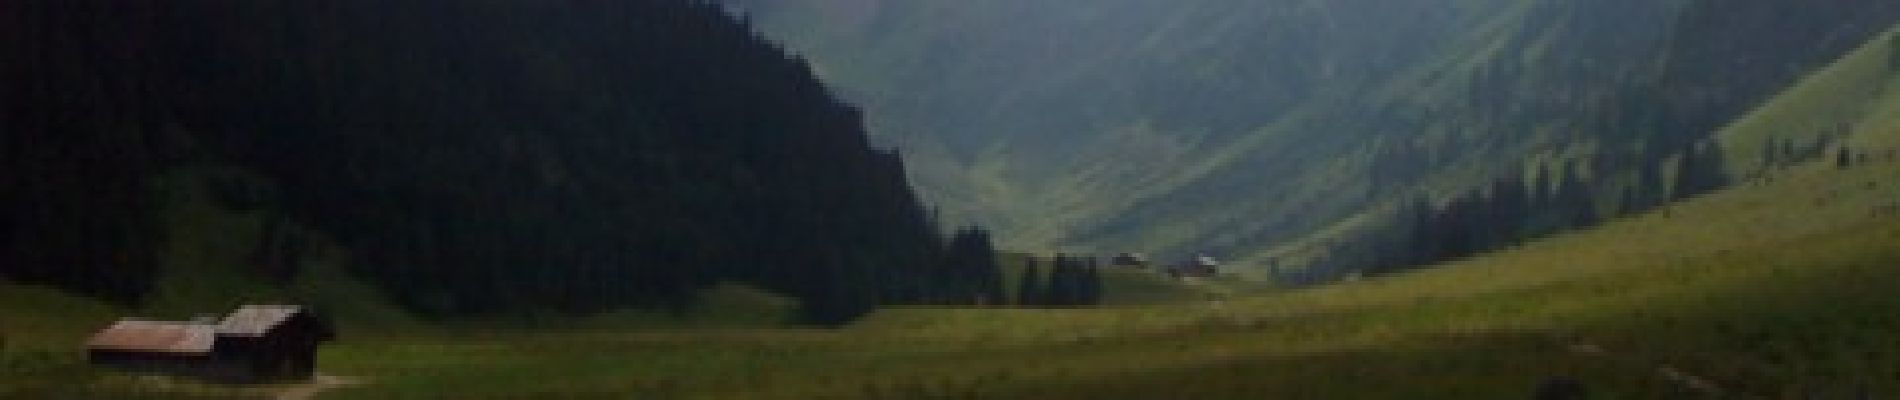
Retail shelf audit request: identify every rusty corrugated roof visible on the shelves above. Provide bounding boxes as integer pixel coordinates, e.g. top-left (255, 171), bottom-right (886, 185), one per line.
top-left (215, 305), bottom-right (302, 337)
top-left (85, 320), bottom-right (216, 354)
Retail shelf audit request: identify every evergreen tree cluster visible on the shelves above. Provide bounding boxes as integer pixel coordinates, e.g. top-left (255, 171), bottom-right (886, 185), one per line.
top-left (1761, 136), bottom-right (1838, 171)
top-left (929, 228), bottom-right (1007, 306)
top-left (1356, 145), bottom-right (1729, 277)
top-left (1014, 255), bottom-right (1103, 307)
top-left (1276, 0), bottom-right (1900, 283)
top-left (0, 0), bottom-right (986, 324)
top-left (1670, 143), bottom-right (1730, 201)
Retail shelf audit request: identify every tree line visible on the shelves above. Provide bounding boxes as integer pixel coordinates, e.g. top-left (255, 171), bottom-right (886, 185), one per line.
top-left (1015, 255), bottom-right (1105, 307)
top-left (1317, 143), bottom-right (1731, 279)
top-left (1303, 0), bottom-right (1900, 284)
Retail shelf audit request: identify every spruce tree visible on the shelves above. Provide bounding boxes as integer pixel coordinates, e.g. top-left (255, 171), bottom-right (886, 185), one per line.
top-left (1016, 258), bottom-right (1044, 307)
top-left (1672, 143), bottom-right (1729, 200)
top-left (1762, 137), bottom-right (1780, 168)
top-left (1046, 254), bottom-right (1078, 306)
top-left (1080, 258), bottom-right (1104, 305)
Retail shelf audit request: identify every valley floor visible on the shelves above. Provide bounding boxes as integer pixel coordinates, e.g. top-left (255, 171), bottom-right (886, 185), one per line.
top-left (323, 153), bottom-right (1900, 399)
top-left (9, 140), bottom-right (1900, 399)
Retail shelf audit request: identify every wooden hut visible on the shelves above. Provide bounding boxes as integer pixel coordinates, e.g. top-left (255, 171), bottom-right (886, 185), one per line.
top-left (1109, 252), bottom-right (1149, 268)
top-left (1166, 255), bottom-right (1220, 278)
top-left (86, 305), bottom-right (334, 383)
top-left (213, 305), bottom-right (335, 381)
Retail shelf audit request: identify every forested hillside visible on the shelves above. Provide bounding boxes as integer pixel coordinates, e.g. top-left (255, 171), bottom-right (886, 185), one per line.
top-left (728, 0), bottom-right (1900, 278)
top-left (0, 0), bottom-right (1001, 324)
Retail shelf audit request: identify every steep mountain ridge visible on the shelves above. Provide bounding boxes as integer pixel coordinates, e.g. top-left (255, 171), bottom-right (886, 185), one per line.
top-left (730, 0), bottom-right (1530, 250)
top-left (731, 0), bottom-right (1900, 273)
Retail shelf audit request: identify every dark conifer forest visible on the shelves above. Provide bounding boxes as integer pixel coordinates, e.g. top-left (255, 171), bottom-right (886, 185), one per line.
top-left (0, 0), bottom-right (1000, 324)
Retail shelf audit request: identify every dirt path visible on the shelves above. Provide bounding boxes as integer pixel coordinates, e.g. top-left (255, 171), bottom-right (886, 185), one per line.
top-left (274, 374), bottom-right (364, 400)
top-left (1566, 342), bottom-right (1728, 397)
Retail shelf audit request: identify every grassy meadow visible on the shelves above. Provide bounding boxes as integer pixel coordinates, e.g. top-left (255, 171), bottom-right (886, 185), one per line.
top-left (320, 149), bottom-right (1900, 399)
top-left (10, 127), bottom-right (1899, 398)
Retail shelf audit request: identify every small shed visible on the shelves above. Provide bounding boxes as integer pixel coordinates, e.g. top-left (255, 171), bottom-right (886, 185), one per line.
top-left (213, 305), bottom-right (335, 381)
top-left (1167, 255), bottom-right (1220, 278)
top-left (86, 305), bottom-right (334, 383)
top-left (1109, 252), bottom-right (1149, 268)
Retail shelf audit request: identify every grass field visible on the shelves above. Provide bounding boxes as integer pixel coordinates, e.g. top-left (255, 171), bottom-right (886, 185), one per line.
top-left (7, 22), bottom-right (1900, 400)
top-left (287, 143), bottom-right (1900, 399)
top-left (12, 126), bottom-right (1897, 399)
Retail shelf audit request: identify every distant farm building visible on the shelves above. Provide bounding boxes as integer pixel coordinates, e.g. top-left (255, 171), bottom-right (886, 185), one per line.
top-left (1167, 255), bottom-right (1220, 278)
top-left (87, 305), bottom-right (334, 383)
top-left (1109, 252), bottom-right (1149, 268)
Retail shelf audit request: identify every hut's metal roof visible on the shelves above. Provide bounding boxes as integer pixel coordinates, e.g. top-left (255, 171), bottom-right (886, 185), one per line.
top-left (216, 305), bottom-right (303, 337)
top-left (85, 320), bottom-right (216, 354)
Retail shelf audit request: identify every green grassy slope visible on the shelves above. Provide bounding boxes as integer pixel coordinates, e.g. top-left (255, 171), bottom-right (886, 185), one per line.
top-left (1248, 22), bottom-right (1900, 276)
top-left (1718, 27), bottom-right (1900, 172)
